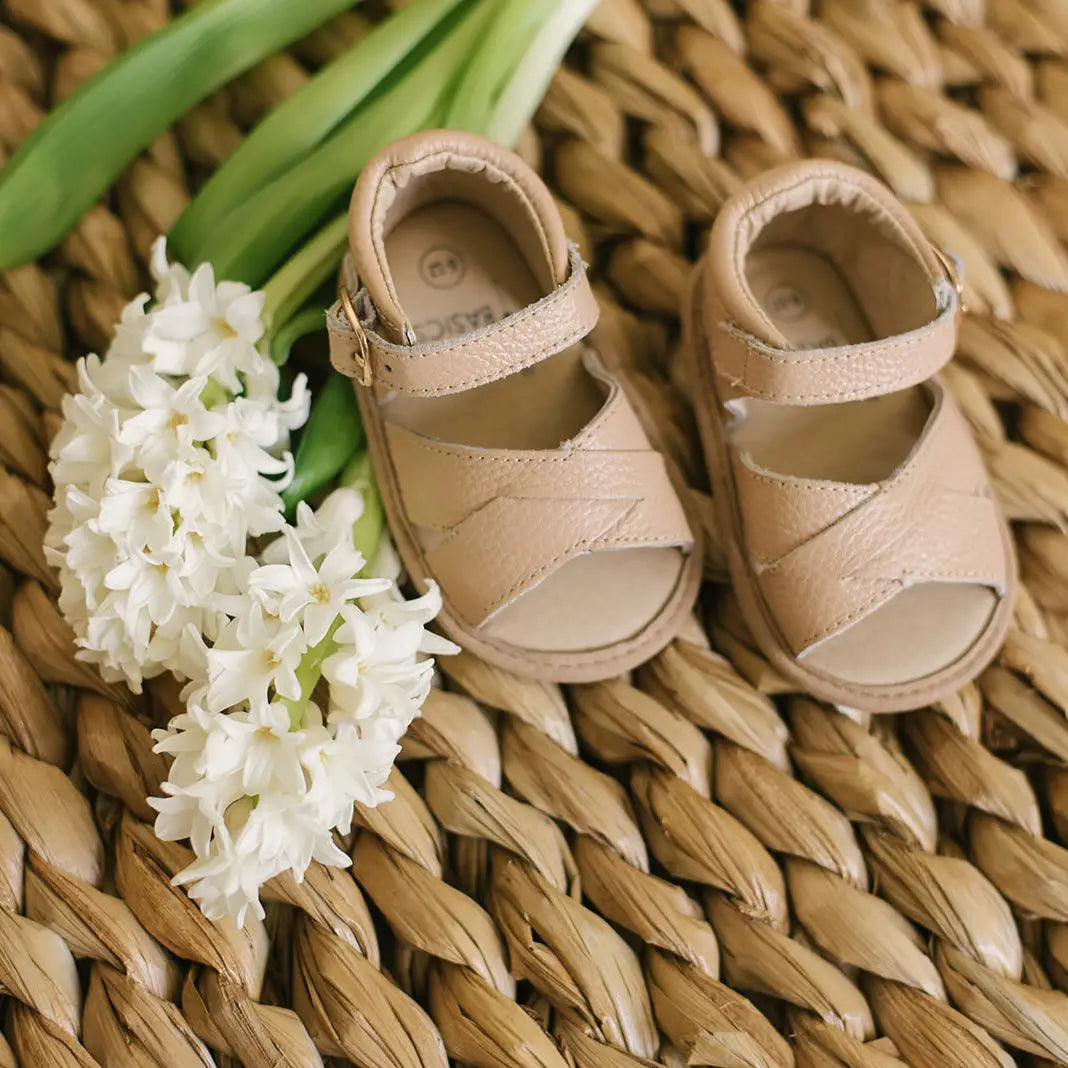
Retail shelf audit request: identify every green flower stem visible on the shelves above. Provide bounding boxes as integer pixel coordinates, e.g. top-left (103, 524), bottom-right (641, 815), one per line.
top-left (170, 0), bottom-right (471, 262)
top-left (262, 212), bottom-right (348, 331)
top-left (281, 373), bottom-right (364, 518)
top-left (443, 0), bottom-right (555, 133)
top-left (0, 0), bottom-right (362, 270)
top-left (282, 449), bottom-right (384, 731)
top-left (192, 0), bottom-right (499, 285)
top-left (485, 0), bottom-right (603, 146)
top-left (199, 377), bottom-right (230, 410)
top-left (268, 306), bottom-right (330, 367)
top-left (343, 450), bottom-right (385, 565)
top-left (284, 616), bottom-right (344, 730)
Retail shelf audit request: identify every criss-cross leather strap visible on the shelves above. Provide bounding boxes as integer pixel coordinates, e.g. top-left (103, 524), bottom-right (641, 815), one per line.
top-left (385, 385), bottom-right (693, 626)
top-left (733, 387), bottom-right (1008, 655)
top-left (326, 243), bottom-right (598, 396)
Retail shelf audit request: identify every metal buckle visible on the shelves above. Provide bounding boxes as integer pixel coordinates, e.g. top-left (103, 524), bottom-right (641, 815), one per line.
top-left (933, 246), bottom-right (967, 322)
top-left (338, 285), bottom-right (373, 387)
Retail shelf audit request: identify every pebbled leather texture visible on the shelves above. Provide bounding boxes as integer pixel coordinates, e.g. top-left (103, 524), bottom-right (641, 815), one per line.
top-left (386, 382), bottom-right (692, 624)
top-left (711, 296), bottom-right (958, 405)
top-left (694, 158), bottom-right (1014, 665)
top-left (327, 244), bottom-right (599, 396)
top-left (337, 129), bottom-right (698, 669)
top-left (746, 385), bottom-right (1007, 654)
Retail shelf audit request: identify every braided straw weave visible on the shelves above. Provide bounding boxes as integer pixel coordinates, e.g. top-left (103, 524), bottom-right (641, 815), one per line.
top-left (3, 0), bottom-right (1068, 1063)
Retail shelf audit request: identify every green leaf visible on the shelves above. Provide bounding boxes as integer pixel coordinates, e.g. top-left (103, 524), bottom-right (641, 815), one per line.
top-left (281, 372), bottom-right (364, 516)
top-left (0, 0), bottom-right (361, 270)
top-left (268, 307), bottom-right (327, 367)
top-left (171, 0), bottom-right (472, 261)
top-left (263, 212), bottom-right (348, 331)
top-left (191, 0), bottom-right (500, 285)
top-left (443, 0), bottom-right (555, 135)
top-left (485, 0), bottom-right (603, 146)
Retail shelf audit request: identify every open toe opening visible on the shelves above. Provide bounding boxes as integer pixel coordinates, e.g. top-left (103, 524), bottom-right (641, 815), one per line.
top-left (481, 549), bottom-right (688, 653)
top-left (799, 584), bottom-right (999, 688)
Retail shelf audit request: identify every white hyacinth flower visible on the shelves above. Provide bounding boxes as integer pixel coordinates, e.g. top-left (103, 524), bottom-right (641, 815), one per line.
top-left (46, 237), bottom-right (310, 692)
top-left (302, 720), bottom-right (399, 824)
top-left (262, 487), bottom-right (365, 566)
top-left (250, 527), bottom-right (390, 645)
top-left (50, 239), bottom-right (451, 926)
top-left (143, 258), bottom-right (267, 388)
top-left (202, 606), bottom-right (307, 716)
top-left (147, 485), bottom-right (454, 924)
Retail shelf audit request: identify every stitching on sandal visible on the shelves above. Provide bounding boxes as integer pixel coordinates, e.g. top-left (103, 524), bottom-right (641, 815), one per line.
top-left (368, 146), bottom-right (556, 332)
top-left (690, 253), bottom-right (1012, 703)
top-left (362, 338), bottom-right (702, 675)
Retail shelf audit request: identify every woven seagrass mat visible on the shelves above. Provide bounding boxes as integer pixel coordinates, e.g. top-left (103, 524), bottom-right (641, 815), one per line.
top-left (5, 0), bottom-right (1068, 1064)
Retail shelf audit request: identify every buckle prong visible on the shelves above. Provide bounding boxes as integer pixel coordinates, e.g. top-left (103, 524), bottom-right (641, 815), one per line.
top-left (933, 246), bottom-right (967, 322)
top-left (339, 286), bottom-right (373, 387)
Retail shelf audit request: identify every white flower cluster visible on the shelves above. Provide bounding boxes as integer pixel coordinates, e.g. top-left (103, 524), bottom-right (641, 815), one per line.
top-left (46, 241), bottom-right (454, 925)
top-left (150, 490), bottom-right (453, 925)
top-left (46, 238), bottom-right (309, 690)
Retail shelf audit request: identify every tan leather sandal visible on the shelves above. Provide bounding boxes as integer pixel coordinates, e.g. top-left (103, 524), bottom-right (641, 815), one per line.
top-left (326, 131), bottom-right (701, 682)
top-left (686, 160), bottom-right (1016, 712)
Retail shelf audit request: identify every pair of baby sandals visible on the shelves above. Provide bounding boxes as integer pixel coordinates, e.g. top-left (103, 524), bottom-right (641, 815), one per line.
top-left (326, 130), bottom-right (1016, 714)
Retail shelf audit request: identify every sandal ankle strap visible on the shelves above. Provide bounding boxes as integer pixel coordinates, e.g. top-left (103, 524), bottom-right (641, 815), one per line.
top-left (327, 243), bottom-right (599, 397)
top-left (708, 246), bottom-right (961, 406)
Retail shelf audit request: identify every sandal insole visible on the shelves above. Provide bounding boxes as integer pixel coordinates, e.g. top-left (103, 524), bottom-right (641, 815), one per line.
top-left (381, 200), bottom-right (686, 652)
top-left (738, 246), bottom-right (996, 684)
top-left (735, 247), bottom-right (930, 484)
top-left (385, 201), bottom-right (603, 450)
